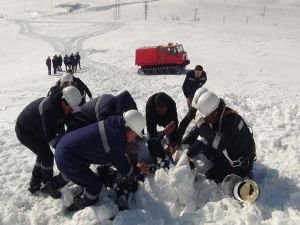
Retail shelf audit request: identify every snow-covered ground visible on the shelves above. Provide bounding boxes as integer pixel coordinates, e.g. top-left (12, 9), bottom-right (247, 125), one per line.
top-left (0, 0), bottom-right (299, 224)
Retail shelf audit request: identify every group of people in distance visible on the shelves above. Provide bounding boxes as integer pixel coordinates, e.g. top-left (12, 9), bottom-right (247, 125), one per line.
top-left (15, 64), bottom-right (256, 212)
top-left (46, 52), bottom-right (81, 75)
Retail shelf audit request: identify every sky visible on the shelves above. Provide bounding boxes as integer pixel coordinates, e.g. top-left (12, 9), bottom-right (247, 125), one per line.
top-left (0, 0), bottom-right (299, 224)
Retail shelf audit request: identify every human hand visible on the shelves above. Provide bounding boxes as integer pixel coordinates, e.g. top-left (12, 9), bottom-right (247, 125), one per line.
top-left (137, 162), bottom-right (150, 175)
top-left (187, 98), bottom-right (192, 105)
top-left (164, 121), bottom-right (176, 135)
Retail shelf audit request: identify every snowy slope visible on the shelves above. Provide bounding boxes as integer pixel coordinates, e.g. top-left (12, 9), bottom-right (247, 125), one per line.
top-left (0, 0), bottom-right (299, 224)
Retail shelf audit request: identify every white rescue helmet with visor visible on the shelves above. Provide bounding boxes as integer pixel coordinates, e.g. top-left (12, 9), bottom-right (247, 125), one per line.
top-left (123, 110), bottom-right (145, 138)
top-left (62, 86), bottom-right (82, 112)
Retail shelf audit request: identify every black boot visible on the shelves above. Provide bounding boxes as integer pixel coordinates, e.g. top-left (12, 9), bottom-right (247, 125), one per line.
top-left (41, 167), bottom-right (53, 184)
top-left (28, 165), bottom-right (42, 193)
top-left (40, 181), bottom-right (61, 199)
top-left (66, 195), bottom-right (98, 212)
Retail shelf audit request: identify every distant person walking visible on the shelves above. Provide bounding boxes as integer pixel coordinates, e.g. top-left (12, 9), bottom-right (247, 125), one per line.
top-left (63, 54), bottom-right (69, 71)
top-left (52, 55), bottom-right (58, 74)
top-left (75, 52), bottom-right (81, 70)
top-left (57, 54), bottom-right (63, 72)
top-left (46, 56), bottom-right (51, 75)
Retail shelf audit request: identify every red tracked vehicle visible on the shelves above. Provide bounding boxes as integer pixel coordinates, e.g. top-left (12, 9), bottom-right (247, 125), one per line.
top-left (135, 43), bottom-right (190, 75)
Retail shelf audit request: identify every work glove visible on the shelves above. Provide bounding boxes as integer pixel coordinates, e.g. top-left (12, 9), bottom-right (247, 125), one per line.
top-left (164, 121), bottom-right (177, 135)
top-left (115, 176), bottom-right (138, 197)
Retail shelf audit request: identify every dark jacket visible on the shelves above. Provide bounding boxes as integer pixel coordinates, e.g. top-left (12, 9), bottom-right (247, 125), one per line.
top-left (16, 93), bottom-right (66, 148)
top-left (182, 70), bottom-right (207, 99)
top-left (73, 76), bottom-right (92, 99)
top-left (47, 77), bottom-right (92, 104)
top-left (187, 107), bottom-right (256, 162)
top-left (75, 54), bottom-right (81, 63)
top-left (145, 93), bottom-right (178, 143)
top-left (58, 55), bottom-right (63, 66)
top-left (63, 56), bottom-right (69, 65)
top-left (67, 91), bottom-right (137, 132)
top-left (46, 58), bottom-right (51, 67)
top-left (55, 115), bottom-right (140, 177)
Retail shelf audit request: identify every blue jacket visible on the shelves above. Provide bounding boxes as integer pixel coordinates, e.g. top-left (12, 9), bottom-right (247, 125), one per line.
top-left (55, 115), bottom-right (140, 177)
top-left (67, 90), bottom-right (137, 131)
top-left (16, 93), bottom-right (66, 148)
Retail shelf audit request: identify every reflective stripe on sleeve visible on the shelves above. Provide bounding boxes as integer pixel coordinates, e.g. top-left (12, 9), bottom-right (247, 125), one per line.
top-left (38, 97), bottom-right (48, 116)
top-left (126, 165), bottom-right (134, 176)
top-left (95, 95), bottom-right (103, 121)
top-left (238, 120), bottom-right (244, 130)
top-left (41, 165), bottom-right (53, 170)
top-left (98, 121), bottom-right (111, 153)
top-left (212, 133), bottom-right (221, 150)
top-left (61, 173), bottom-right (70, 182)
top-left (84, 188), bottom-right (99, 200)
top-left (197, 136), bottom-right (208, 145)
top-left (48, 136), bottom-right (59, 148)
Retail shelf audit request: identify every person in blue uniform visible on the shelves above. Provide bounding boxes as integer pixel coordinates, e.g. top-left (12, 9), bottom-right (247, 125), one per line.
top-left (41, 110), bottom-right (149, 211)
top-left (15, 86), bottom-right (82, 193)
top-left (67, 90), bottom-right (137, 132)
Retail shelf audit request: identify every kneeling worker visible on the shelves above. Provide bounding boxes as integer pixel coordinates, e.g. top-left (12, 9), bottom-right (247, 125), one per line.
top-left (184, 89), bottom-right (256, 183)
top-left (41, 110), bottom-right (149, 211)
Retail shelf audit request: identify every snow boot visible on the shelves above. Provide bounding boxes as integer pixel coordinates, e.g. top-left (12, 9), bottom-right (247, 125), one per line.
top-left (28, 164), bottom-right (42, 194)
top-left (66, 195), bottom-right (98, 212)
top-left (40, 181), bottom-right (61, 199)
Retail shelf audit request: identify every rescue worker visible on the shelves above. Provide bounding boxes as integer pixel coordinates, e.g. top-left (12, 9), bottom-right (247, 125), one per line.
top-left (66, 69), bottom-right (92, 105)
top-left (145, 92), bottom-right (178, 147)
top-left (182, 88), bottom-right (256, 183)
top-left (41, 110), bottom-right (150, 211)
top-left (182, 65), bottom-right (207, 108)
top-left (15, 86), bottom-right (82, 193)
top-left (46, 56), bottom-right (51, 75)
top-left (47, 73), bottom-right (74, 97)
top-left (67, 90), bottom-right (137, 132)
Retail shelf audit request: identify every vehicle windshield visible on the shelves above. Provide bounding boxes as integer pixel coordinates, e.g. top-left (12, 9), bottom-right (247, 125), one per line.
top-left (176, 45), bottom-right (184, 53)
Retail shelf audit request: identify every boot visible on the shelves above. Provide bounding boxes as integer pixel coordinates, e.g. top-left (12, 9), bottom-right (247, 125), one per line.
top-left (40, 181), bottom-right (61, 199)
top-left (66, 195), bottom-right (98, 212)
top-left (41, 167), bottom-right (53, 184)
top-left (28, 165), bottom-right (42, 193)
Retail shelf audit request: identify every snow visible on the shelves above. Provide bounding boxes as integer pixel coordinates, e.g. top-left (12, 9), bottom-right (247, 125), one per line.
top-left (0, 0), bottom-right (300, 224)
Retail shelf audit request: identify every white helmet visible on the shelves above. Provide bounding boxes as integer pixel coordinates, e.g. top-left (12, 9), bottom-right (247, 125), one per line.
top-left (192, 87), bottom-right (208, 109)
top-left (194, 91), bottom-right (220, 117)
top-left (123, 110), bottom-right (145, 137)
top-left (62, 86), bottom-right (82, 112)
top-left (60, 73), bottom-right (73, 86)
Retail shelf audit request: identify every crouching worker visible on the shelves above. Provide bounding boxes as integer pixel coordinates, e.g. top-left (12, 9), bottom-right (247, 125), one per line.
top-left (183, 89), bottom-right (256, 183)
top-left (15, 86), bottom-right (82, 193)
top-left (41, 110), bottom-right (150, 211)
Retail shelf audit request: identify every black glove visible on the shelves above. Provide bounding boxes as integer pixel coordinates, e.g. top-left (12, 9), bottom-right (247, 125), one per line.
top-left (115, 176), bottom-right (138, 197)
top-left (97, 165), bottom-right (119, 188)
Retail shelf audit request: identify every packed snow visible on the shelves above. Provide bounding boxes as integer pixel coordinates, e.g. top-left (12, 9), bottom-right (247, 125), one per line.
top-left (0, 0), bottom-right (299, 224)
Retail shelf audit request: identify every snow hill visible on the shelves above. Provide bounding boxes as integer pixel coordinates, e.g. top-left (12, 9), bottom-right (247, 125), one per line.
top-left (0, 0), bottom-right (299, 224)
